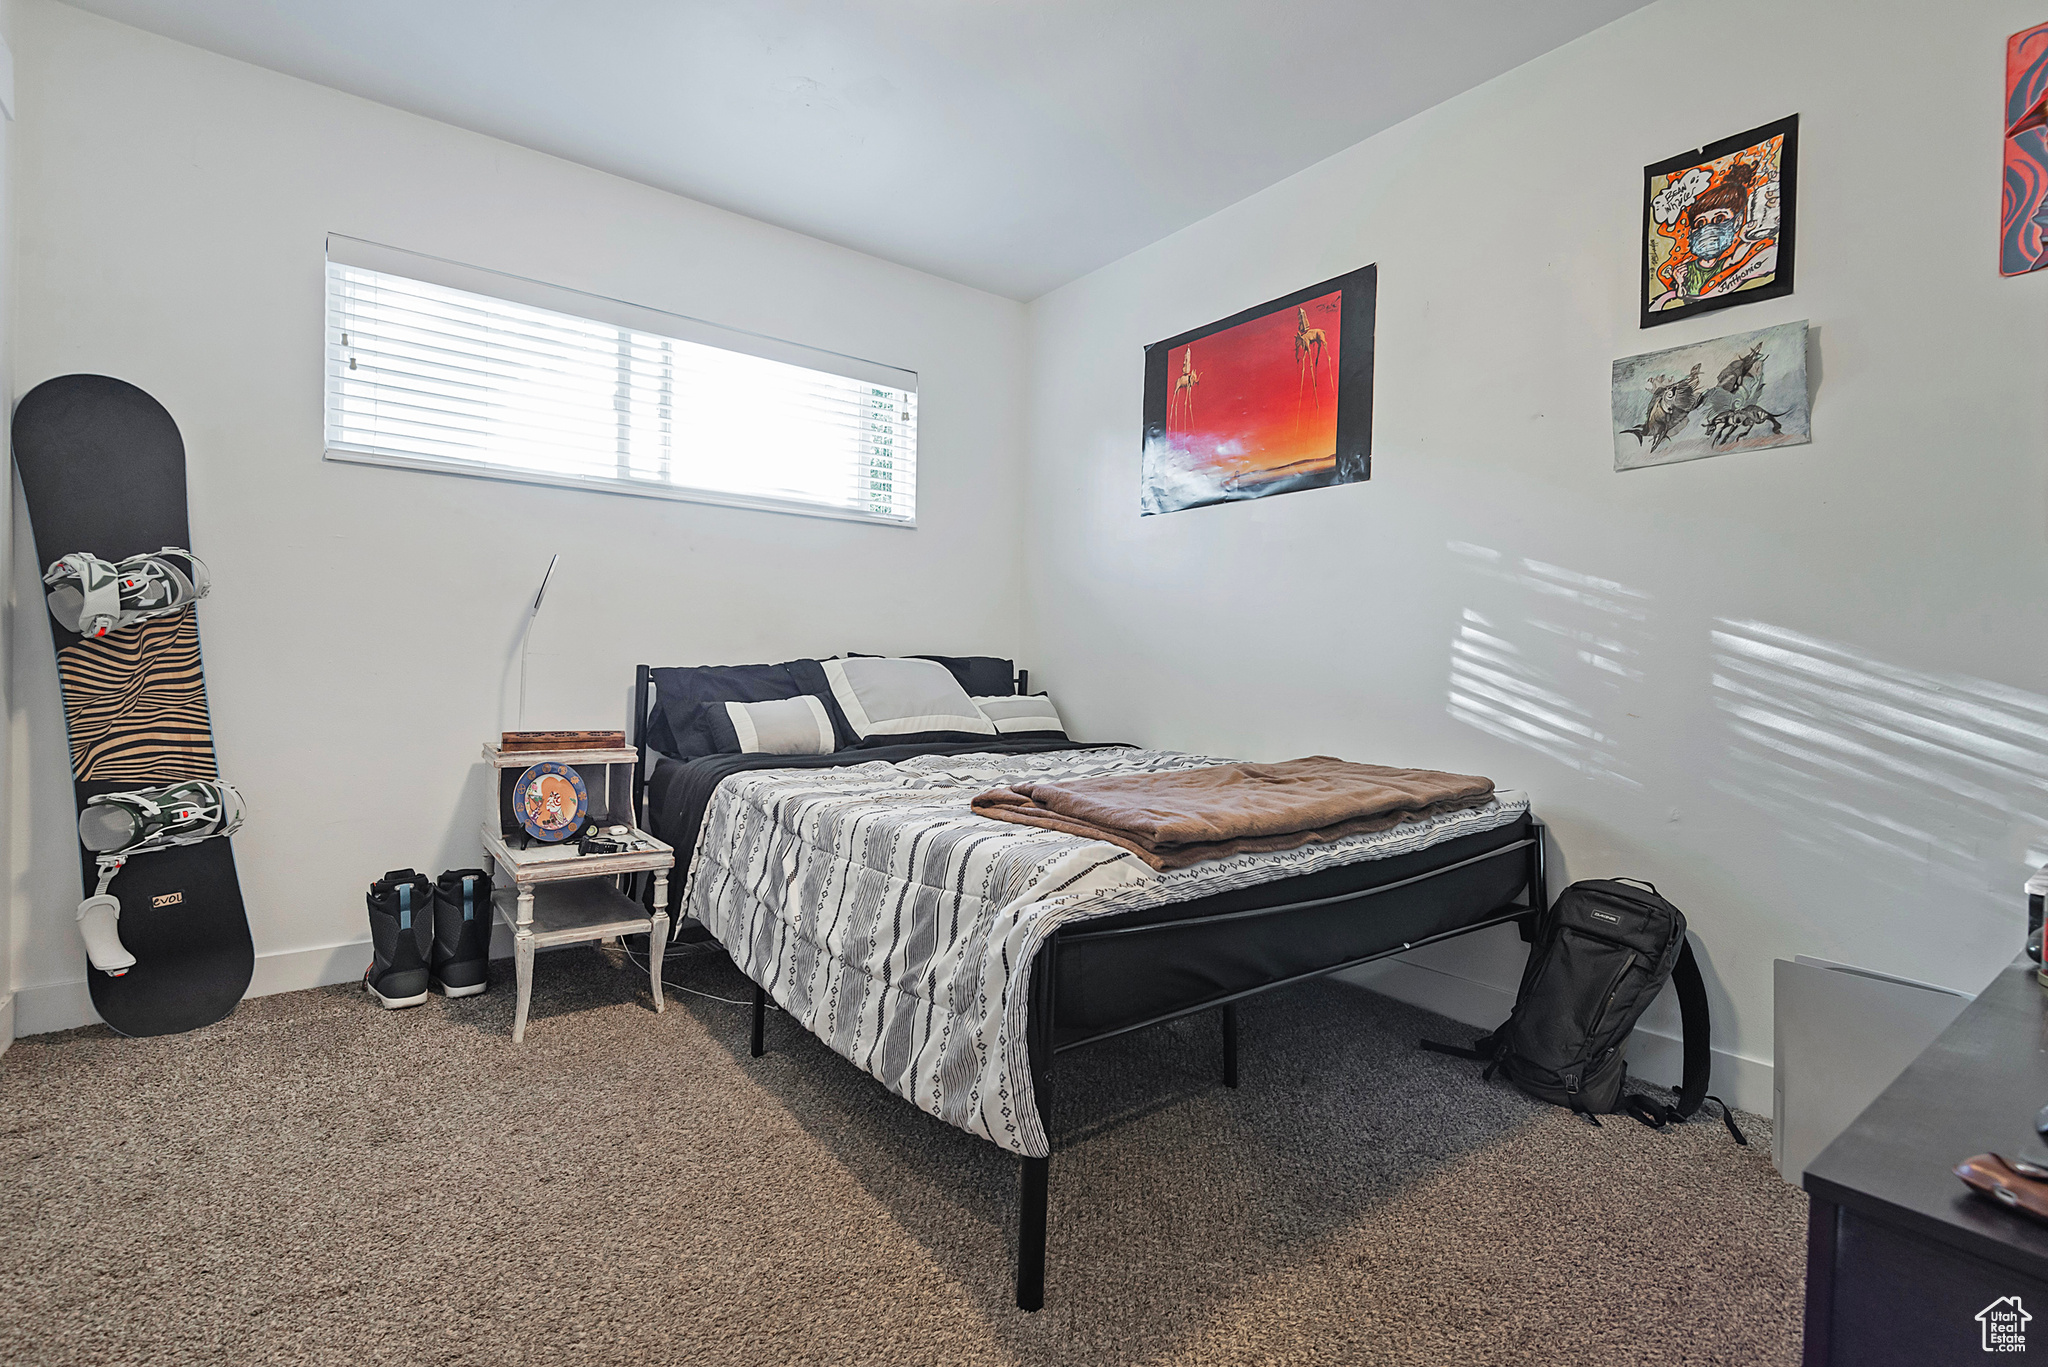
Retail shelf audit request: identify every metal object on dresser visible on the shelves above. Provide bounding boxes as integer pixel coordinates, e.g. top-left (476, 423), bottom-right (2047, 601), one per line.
top-left (480, 742), bottom-right (675, 1043)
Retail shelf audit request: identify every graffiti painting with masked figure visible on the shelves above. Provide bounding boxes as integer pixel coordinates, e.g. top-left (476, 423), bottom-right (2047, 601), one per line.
top-left (1641, 115), bottom-right (1798, 328)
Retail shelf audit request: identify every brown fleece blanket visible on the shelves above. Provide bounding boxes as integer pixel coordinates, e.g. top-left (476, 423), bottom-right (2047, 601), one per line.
top-left (971, 756), bottom-right (1497, 871)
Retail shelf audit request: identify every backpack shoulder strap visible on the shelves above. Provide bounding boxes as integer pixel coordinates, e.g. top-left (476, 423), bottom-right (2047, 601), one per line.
top-left (1418, 1028), bottom-right (1504, 1062)
top-left (1626, 938), bottom-right (1747, 1143)
top-left (1671, 938), bottom-right (1710, 1119)
top-left (1419, 899), bottom-right (1556, 1063)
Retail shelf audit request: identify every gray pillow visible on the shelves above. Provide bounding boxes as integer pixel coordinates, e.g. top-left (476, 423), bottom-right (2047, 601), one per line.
top-left (712, 695), bottom-right (837, 755)
top-left (973, 694), bottom-right (1066, 737)
top-left (822, 657), bottom-right (995, 742)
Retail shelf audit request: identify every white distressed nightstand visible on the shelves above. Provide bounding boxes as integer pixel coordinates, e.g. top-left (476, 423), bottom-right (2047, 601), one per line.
top-left (481, 743), bottom-right (675, 1043)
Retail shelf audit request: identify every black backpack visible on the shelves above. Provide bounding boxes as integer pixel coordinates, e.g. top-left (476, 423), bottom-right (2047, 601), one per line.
top-left (1427, 878), bottom-right (1746, 1143)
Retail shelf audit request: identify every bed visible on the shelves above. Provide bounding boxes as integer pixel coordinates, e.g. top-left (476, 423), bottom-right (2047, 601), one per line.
top-left (631, 662), bottom-right (1546, 1310)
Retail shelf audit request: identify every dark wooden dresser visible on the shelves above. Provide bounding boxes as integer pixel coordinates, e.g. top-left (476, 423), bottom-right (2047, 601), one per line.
top-left (1804, 957), bottom-right (2048, 1364)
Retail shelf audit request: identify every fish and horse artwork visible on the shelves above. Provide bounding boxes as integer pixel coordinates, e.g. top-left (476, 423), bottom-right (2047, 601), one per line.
top-left (2004, 21), bottom-right (2048, 276)
top-left (1140, 264), bottom-right (1375, 516)
top-left (1641, 116), bottom-right (1797, 328)
top-left (1611, 320), bottom-right (1811, 472)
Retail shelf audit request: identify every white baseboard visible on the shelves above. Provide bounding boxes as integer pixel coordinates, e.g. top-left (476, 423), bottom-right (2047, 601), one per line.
top-left (13, 977), bottom-right (95, 1037)
top-left (0, 991), bottom-right (14, 1056)
top-left (13, 931), bottom-right (527, 1037)
top-left (1338, 956), bottom-right (1775, 1118)
top-left (248, 940), bottom-right (374, 1000)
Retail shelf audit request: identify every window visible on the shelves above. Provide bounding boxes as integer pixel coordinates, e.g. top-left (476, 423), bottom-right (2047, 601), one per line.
top-left (324, 238), bottom-right (916, 525)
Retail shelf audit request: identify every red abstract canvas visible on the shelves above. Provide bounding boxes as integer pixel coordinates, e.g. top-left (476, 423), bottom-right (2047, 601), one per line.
top-left (2004, 21), bottom-right (2048, 275)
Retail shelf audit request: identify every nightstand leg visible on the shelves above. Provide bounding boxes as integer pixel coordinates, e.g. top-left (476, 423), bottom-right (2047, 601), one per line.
top-left (649, 913), bottom-right (669, 1012)
top-left (515, 883), bottom-right (535, 928)
top-left (652, 870), bottom-right (668, 918)
top-left (512, 932), bottom-right (535, 1044)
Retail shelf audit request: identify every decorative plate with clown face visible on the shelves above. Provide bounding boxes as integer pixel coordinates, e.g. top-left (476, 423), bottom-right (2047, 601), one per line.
top-left (512, 761), bottom-right (588, 843)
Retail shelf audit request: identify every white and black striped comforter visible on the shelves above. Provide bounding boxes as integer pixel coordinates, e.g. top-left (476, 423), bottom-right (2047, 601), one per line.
top-left (684, 747), bottom-right (1529, 1157)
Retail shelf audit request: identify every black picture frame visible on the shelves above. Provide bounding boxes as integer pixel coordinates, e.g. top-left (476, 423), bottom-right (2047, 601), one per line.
top-left (1139, 263), bottom-right (1376, 516)
top-left (1640, 114), bottom-right (1798, 329)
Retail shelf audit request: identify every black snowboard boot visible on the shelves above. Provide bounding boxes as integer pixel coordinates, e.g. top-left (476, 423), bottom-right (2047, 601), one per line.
top-left (365, 868), bottom-right (434, 1009)
top-left (431, 868), bottom-right (493, 998)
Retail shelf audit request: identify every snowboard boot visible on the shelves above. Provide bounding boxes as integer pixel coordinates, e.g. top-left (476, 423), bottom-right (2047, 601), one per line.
top-left (431, 868), bottom-right (493, 998)
top-left (365, 868), bottom-right (434, 1008)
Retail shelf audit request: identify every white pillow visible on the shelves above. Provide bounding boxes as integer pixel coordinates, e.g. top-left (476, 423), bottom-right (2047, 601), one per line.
top-left (973, 694), bottom-right (1066, 736)
top-left (821, 657), bottom-right (995, 740)
top-left (721, 696), bottom-right (836, 755)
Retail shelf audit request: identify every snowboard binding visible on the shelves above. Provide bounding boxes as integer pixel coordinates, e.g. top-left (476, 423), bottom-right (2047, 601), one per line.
top-left (75, 778), bottom-right (245, 976)
top-left (43, 546), bottom-right (209, 639)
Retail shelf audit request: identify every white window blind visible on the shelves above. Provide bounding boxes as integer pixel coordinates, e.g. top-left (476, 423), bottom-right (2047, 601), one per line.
top-left (324, 239), bottom-right (916, 526)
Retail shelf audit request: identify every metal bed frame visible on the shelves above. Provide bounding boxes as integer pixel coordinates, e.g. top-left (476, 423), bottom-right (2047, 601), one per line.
top-left (631, 663), bottom-right (1546, 1311)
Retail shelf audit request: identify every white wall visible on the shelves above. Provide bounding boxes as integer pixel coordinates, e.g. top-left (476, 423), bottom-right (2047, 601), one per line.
top-left (1021, 0), bottom-right (2048, 1113)
top-left (9, 1), bottom-right (1028, 1031)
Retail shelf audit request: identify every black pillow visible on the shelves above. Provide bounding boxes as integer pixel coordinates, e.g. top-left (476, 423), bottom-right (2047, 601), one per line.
top-left (647, 660), bottom-right (856, 758)
top-left (846, 653), bottom-right (1016, 696)
top-left (921, 655), bottom-right (1016, 697)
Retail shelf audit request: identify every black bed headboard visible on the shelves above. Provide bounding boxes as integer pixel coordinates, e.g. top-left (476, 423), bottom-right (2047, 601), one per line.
top-left (629, 659), bottom-right (1033, 828)
top-left (632, 663), bottom-right (653, 828)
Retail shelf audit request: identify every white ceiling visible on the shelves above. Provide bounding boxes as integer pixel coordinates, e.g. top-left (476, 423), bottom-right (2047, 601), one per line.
top-left (61, 0), bottom-right (1651, 299)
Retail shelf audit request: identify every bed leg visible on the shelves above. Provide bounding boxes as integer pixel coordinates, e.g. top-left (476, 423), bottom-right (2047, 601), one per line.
top-left (1222, 1002), bottom-right (1240, 1089)
top-left (1016, 1155), bottom-right (1049, 1312)
top-left (750, 983), bottom-right (766, 1058)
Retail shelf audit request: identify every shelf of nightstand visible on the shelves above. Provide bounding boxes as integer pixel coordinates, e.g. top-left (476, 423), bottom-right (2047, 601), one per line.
top-left (491, 880), bottom-right (658, 949)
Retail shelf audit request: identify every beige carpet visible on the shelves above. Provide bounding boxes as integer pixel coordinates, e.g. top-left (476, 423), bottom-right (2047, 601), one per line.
top-left (0, 944), bottom-right (1806, 1366)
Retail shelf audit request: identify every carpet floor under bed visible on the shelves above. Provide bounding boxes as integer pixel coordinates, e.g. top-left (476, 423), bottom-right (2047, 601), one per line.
top-left (0, 944), bottom-right (1805, 1366)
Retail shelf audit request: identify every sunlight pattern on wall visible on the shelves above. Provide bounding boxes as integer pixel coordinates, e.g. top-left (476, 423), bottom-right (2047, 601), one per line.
top-left (1445, 544), bottom-right (1650, 787)
top-left (1711, 619), bottom-right (2048, 895)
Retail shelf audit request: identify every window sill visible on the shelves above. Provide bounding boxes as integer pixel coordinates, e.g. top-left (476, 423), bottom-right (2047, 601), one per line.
top-left (323, 444), bottom-right (916, 529)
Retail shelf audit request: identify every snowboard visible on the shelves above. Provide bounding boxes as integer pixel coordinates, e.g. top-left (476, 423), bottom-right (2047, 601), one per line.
top-left (13, 375), bottom-right (253, 1037)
